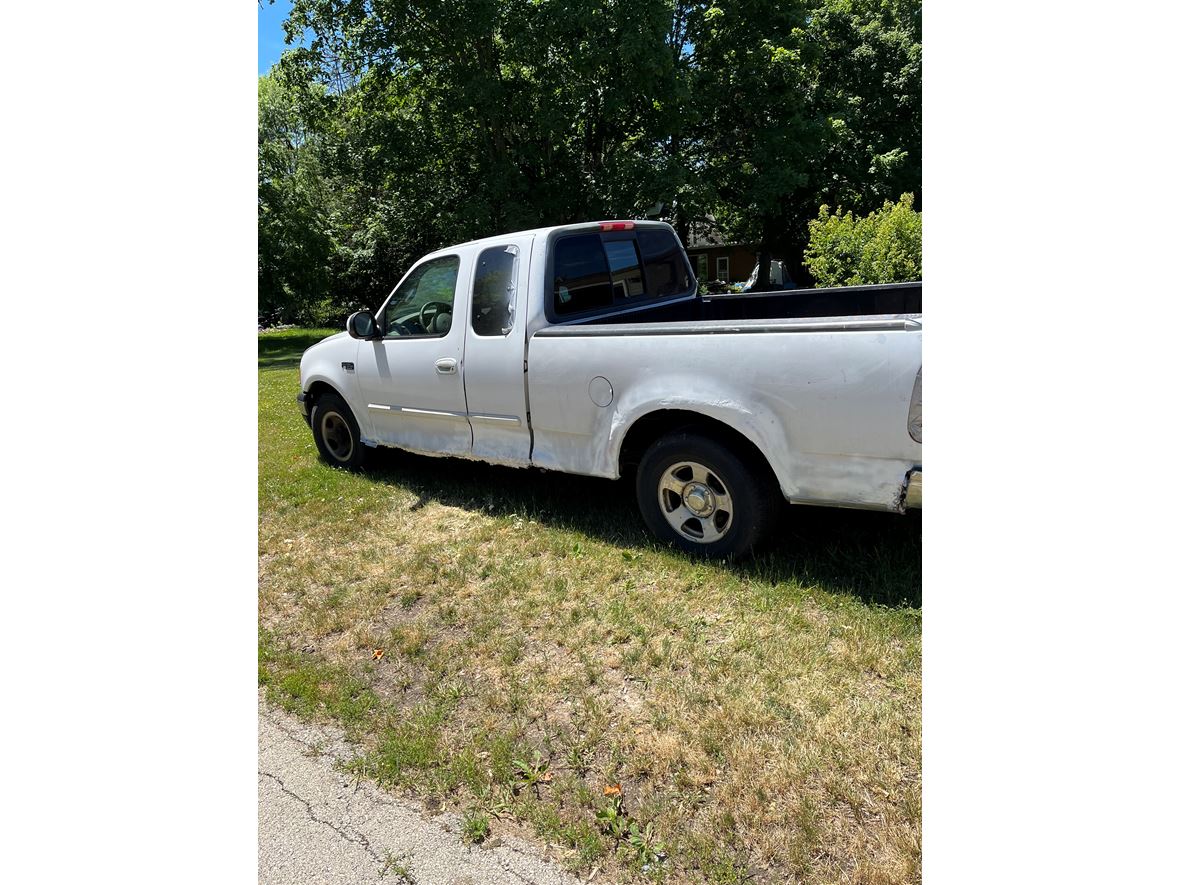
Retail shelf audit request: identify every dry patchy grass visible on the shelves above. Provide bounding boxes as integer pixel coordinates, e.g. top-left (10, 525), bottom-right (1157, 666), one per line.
top-left (259, 328), bottom-right (921, 884)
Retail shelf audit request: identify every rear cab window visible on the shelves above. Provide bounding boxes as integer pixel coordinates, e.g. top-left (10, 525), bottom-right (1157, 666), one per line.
top-left (636, 228), bottom-right (692, 297)
top-left (471, 244), bottom-right (520, 336)
top-left (553, 235), bottom-right (612, 315)
top-left (550, 225), bottom-right (693, 320)
top-left (603, 239), bottom-right (645, 299)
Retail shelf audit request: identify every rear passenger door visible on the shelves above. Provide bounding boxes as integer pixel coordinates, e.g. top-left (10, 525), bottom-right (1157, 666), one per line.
top-left (461, 236), bottom-right (534, 466)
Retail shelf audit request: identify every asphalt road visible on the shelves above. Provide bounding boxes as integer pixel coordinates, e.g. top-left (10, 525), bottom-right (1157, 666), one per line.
top-left (258, 697), bottom-right (583, 885)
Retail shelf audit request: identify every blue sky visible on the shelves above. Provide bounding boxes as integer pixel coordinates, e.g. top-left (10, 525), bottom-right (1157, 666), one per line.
top-left (258, 0), bottom-right (308, 75)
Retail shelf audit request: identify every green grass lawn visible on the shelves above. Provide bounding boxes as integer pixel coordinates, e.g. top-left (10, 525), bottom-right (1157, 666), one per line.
top-left (259, 327), bottom-right (921, 884)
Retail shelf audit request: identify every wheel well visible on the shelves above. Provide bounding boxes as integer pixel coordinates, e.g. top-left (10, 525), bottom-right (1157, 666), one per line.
top-left (306, 380), bottom-right (340, 403)
top-left (618, 409), bottom-right (779, 487)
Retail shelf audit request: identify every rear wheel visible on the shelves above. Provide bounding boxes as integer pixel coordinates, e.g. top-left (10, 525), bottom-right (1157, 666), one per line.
top-left (310, 391), bottom-right (367, 470)
top-left (636, 432), bottom-right (776, 559)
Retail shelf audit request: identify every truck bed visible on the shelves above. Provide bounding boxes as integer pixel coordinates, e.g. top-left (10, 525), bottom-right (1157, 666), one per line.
top-left (580, 281), bottom-right (921, 326)
top-left (525, 308), bottom-right (923, 511)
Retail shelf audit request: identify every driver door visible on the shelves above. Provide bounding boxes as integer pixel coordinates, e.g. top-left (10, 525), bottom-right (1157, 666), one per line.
top-left (355, 250), bottom-right (473, 457)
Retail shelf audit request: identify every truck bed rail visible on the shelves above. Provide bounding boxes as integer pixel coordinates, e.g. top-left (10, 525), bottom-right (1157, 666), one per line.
top-left (533, 314), bottom-right (921, 337)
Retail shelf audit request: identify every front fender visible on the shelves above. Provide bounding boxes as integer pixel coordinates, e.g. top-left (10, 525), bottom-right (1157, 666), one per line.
top-left (298, 334), bottom-right (363, 430)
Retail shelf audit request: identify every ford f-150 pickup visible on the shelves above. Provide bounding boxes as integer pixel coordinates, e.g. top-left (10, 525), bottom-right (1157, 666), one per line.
top-left (297, 220), bottom-right (922, 558)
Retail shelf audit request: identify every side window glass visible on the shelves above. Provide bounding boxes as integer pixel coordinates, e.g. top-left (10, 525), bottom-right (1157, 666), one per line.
top-left (637, 229), bottom-right (692, 297)
top-left (603, 239), bottom-right (646, 299)
top-left (471, 245), bottom-right (519, 336)
top-left (553, 234), bottom-right (612, 315)
top-left (381, 255), bottom-right (460, 338)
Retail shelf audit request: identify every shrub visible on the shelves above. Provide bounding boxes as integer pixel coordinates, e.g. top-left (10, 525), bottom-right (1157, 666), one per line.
top-left (803, 193), bottom-right (921, 287)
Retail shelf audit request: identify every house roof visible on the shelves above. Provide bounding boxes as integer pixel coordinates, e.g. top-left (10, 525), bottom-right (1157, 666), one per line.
top-left (684, 218), bottom-right (749, 250)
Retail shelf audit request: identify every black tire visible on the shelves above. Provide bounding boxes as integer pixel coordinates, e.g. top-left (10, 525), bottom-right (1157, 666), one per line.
top-left (310, 391), bottom-right (367, 470)
top-left (635, 431), bottom-right (777, 559)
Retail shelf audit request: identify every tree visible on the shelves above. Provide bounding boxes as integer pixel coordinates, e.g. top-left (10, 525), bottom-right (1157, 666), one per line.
top-left (258, 0), bottom-right (923, 310)
top-left (691, 0), bottom-right (921, 287)
top-left (257, 70), bottom-right (338, 324)
top-left (282, 0), bottom-right (686, 237)
top-left (806, 0), bottom-right (922, 212)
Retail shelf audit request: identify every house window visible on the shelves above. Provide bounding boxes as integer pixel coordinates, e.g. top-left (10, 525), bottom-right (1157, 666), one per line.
top-left (716, 256), bottom-right (729, 282)
top-left (695, 254), bottom-right (708, 281)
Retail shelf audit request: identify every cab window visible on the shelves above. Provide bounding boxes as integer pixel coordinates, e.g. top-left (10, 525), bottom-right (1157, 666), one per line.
top-left (551, 228), bottom-right (693, 319)
top-left (471, 245), bottom-right (519, 336)
top-left (553, 235), bottom-right (612, 315)
top-left (636, 228), bottom-right (692, 297)
top-left (381, 255), bottom-right (459, 338)
top-left (603, 239), bottom-right (646, 299)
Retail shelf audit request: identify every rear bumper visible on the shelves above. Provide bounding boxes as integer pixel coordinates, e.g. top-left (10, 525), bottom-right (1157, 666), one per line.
top-left (904, 470), bottom-right (922, 509)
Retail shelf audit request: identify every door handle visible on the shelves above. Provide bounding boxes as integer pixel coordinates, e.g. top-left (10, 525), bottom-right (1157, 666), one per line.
top-left (435, 358), bottom-right (458, 375)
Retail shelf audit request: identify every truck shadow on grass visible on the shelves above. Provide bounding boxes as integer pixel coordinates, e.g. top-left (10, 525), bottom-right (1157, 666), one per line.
top-left (357, 447), bottom-right (921, 609)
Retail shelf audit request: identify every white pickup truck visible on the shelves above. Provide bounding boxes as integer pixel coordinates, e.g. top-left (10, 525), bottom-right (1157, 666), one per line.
top-left (298, 220), bottom-right (921, 558)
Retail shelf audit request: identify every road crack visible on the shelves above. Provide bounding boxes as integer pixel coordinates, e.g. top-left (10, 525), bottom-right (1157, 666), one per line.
top-left (260, 770), bottom-right (386, 868)
top-left (495, 860), bottom-right (533, 885)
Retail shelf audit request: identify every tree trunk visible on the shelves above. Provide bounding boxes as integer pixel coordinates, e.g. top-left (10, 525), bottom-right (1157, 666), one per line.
top-left (755, 218), bottom-right (773, 290)
top-left (674, 200), bottom-right (689, 252)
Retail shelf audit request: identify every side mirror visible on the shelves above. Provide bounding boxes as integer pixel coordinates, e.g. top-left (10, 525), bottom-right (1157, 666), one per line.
top-left (346, 310), bottom-right (377, 340)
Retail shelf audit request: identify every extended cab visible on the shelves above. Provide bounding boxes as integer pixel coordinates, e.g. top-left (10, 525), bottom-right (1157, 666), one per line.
top-left (298, 221), bottom-right (922, 558)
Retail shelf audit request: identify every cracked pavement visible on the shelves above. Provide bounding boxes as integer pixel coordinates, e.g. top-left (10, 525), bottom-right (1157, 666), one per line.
top-left (259, 697), bottom-right (583, 885)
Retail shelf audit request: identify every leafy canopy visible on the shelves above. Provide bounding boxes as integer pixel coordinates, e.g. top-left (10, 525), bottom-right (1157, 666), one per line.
top-left (803, 192), bottom-right (921, 286)
top-left (259, 0), bottom-right (922, 321)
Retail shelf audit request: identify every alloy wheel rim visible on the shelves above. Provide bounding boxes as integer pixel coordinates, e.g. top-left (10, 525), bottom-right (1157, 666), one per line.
top-left (657, 461), bottom-right (734, 543)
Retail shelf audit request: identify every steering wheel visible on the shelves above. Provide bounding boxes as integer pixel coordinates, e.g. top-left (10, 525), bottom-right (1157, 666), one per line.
top-left (382, 315), bottom-right (413, 337)
top-left (418, 300), bottom-right (452, 333)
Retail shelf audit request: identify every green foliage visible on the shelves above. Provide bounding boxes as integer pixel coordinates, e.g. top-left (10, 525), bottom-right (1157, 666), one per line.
top-left (806, 0), bottom-right (923, 213)
top-left (512, 749), bottom-right (551, 798)
top-left (596, 795), bottom-right (630, 842)
top-left (258, 72), bottom-right (338, 325)
top-left (460, 808), bottom-right (491, 844)
top-left (803, 193), bottom-right (921, 286)
top-left (259, 0), bottom-right (921, 316)
top-left (693, 0), bottom-right (921, 267)
top-left (596, 793), bottom-right (667, 869)
top-left (625, 820), bottom-right (667, 868)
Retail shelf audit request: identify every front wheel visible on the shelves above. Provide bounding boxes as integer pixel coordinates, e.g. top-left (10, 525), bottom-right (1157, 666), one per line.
top-left (635, 432), bottom-right (777, 559)
top-left (310, 391), bottom-right (367, 470)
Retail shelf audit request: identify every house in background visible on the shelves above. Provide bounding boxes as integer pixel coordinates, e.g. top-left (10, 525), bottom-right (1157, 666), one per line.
top-left (683, 220), bottom-right (758, 286)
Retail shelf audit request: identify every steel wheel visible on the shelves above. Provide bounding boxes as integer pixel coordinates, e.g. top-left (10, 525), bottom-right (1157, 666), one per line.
top-left (320, 410), bottom-right (355, 462)
top-left (656, 460), bottom-right (734, 543)
top-left (309, 390), bottom-right (366, 469)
